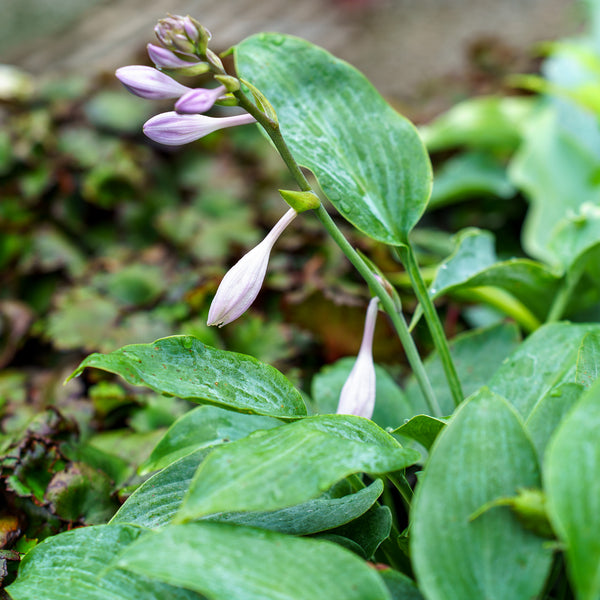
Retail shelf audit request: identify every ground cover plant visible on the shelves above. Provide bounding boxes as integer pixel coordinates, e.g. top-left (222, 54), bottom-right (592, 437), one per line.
top-left (3, 3), bottom-right (600, 599)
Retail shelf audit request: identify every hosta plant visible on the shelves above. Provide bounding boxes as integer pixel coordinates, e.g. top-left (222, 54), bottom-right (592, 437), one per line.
top-left (7, 8), bottom-right (600, 600)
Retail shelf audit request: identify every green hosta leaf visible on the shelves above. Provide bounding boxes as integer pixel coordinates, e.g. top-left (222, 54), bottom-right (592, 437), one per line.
top-left (509, 106), bottom-right (600, 264)
top-left (392, 415), bottom-right (447, 451)
top-left (545, 378), bottom-right (600, 600)
top-left (140, 405), bottom-right (281, 473)
top-left (236, 34), bottom-right (432, 243)
top-left (111, 449), bottom-right (210, 528)
top-left (487, 322), bottom-right (600, 419)
top-left (116, 522), bottom-right (392, 600)
top-left (411, 388), bottom-right (552, 600)
top-left (176, 414), bottom-right (420, 522)
top-left (548, 203), bottom-right (600, 272)
top-left (419, 96), bottom-right (534, 152)
top-left (115, 444), bottom-right (387, 535)
top-left (427, 228), bottom-right (560, 322)
top-left (429, 152), bottom-right (515, 209)
top-left (68, 335), bottom-right (307, 418)
top-left (379, 569), bottom-right (424, 600)
top-left (324, 504), bottom-right (392, 559)
top-left (405, 322), bottom-right (521, 416)
top-left (311, 357), bottom-right (415, 429)
top-left (525, 382), bottom-right (583, 460)
top-left (214, 479), bottom-right (385, 536)
top-left (6, 524), bottom-right (203, 600)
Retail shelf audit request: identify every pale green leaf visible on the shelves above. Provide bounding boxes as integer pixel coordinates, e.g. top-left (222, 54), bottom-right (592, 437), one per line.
top-left (236, 34), bottom-right (431, 243)
top-left (176, 414), bottom-right (419, 521)
top-left (411, 388), bottom-right (552, 600)
top-left (68, 335), bottom-right (307, 418)
top-left (545, 378), bottom-right (600, 600)
top-left (116, 522), bottom-right (392, 600)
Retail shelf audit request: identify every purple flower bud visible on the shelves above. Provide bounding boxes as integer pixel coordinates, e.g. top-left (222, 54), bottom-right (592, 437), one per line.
top-left (336, 298), bottom-right (379, 419)
top-left (115, 66), bottom-right (190, 100)
top-left (143, 111), bottom-right (256, 145)
top-left (147, 44), bottom-right (204, 69)
top-left (207, 209), bottom-right (298, 327)
top-left (175, 86), bottom-right (227, 114)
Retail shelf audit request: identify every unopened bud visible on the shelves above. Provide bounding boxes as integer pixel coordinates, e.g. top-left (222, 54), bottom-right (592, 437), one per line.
top-left (175, 86), bottom-right (227, 114)
top-left (336, 298), bottom-right (379, 419)
top-left (154, 14), bottom-right (212, 58)
top-left (115, 65), bottom-right (191, 99)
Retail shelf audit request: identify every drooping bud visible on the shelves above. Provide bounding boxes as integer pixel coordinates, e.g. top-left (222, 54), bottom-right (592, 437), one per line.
top-left (115, 66), bottom-right (190, 100)
top-left (175, 85), bottom-right (227, 114)
top-left (336, 297), bottom-right (379, 419)
top-left (207, 209), bottom-right (298, 327)
top-left (143, 111), bottom-right (256, 145)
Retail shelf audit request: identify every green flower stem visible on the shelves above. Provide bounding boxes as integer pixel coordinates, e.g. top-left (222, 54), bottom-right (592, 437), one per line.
top-left (453, 286), bottom-right (541, 333)
top-left (546, 263), bottom-right (584, 323)
top-left (234, 91), bottom-right (440, 416)
top-left (396, 244), bottom-right (464, 408)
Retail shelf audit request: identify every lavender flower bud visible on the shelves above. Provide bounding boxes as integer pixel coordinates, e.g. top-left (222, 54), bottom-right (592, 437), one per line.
top-left (115, 66), bottom-right (190, 100)
top-left (336, 298), bottom-right (379, 419)
top-left (207, 209), bottom-right (298, 327)
top-left (175, 86), bottom-right (227, 114)
top-left (143, 111), bottom-right (256, 145)
top-left (147, 44), bottom-right (205, 70)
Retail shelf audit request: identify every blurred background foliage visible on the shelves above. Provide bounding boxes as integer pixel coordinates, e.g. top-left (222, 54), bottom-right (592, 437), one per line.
top-left (1, 0), bottom-right (600, 592)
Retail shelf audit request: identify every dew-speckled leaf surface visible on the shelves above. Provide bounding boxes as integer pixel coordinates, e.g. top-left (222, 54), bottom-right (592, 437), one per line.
top-left (545, 379), bottom-right (600, 600)
top-left (111, 449), bottom-right (210, 529)
top-left (69, 335), bottom-right (306, 418)
top-left (6, 524), bottom-right (204, 600)
top-left (115, 443), bottom-right (386, 535)
top-left (176, 414), bottom-right (420, 522)
top-left (576, 331), bottom-right (600, 388)
top-left (525, 382), bottom-right (583, 460)
top-left (117, 522), bottom-right (392, 600)
top-left (140, 405), bottom-right (281, 473)
top-left (411, 389), bottom-right (552, 600)
top-left (487, 322), bottom-right (600, 419)
top-left (236, 34), bottom-right (432, 243)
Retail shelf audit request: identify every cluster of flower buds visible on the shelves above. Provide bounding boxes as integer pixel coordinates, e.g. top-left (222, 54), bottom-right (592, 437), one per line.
top-left (336, 298), bottom-right (379, 419)
top-left (116, 14), bottom-right (255, 146)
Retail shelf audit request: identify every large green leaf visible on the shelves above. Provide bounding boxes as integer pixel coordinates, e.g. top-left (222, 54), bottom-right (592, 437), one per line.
top-left (111, 448), bottom-right (210, 528)
top-left (509, 107), bottom-right (600, 264)
top-left (311, 357), bottom-right (415, 429)
top-left (411, 389), bottom-right (552, 600)
top-left (235, 34), bottom-right (432, 243)
top-left (427, 228), bottom-right (560, 321)
top-left (68, 335), bottom-right (306, 418)
top-left (176, 414), bottom-right (420, 522)
top-left (116, 522), bottom-right (392, 600)
top-left (419, 96), bottom-right (535, 152)
top-left (487, 322), bottom-right (600, 419)
top-left (6, 524), bottom-right (203, 600)
top-left (140, 405), bottom-right (281, 473)
top-left (114, 444), bottom-right (387, 535)
top-left (525, 382), bottom-right (583, 460)
top-left (545, 378), bottom-right (600, 600)
top-left (428, 152), bottom-right (515, 209)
